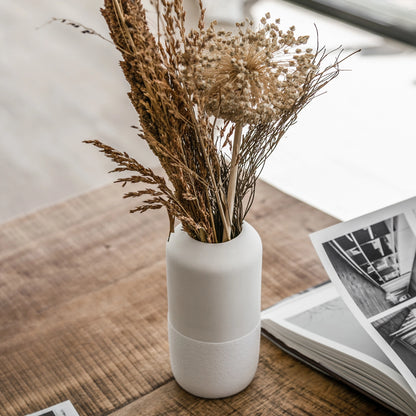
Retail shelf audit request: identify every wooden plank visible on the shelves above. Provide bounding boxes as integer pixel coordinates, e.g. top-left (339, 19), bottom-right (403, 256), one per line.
top-left (109, 338), bottom-right (392, 416)
top-left (0, 181), bottom-right (393, 415)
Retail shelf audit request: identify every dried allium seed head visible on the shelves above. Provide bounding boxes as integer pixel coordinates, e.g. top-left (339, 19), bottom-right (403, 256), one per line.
top-left (181, 15), bottom-right (314, 124)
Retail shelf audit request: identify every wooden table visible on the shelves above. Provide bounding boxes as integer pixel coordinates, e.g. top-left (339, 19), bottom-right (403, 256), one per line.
top-left (0, 181), bottom-right (394, 415)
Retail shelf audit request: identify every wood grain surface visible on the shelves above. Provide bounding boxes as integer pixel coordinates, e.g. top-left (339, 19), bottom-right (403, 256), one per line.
top-left (0, 181), bottom-right (394, 415)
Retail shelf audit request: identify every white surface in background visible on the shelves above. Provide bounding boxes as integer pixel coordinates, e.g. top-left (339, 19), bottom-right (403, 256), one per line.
top-left (252, 0), bottom-right (416, 221)
top-left (0, 1), bottom-right (162, 223)
top-left (205, 0), bottom-right (245, 23)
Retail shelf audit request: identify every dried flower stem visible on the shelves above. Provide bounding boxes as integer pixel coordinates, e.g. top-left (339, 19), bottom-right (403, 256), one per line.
top-left (39, 18), bottom-right (113, 45)
top-left (223, 122), bottom-right (243, 241)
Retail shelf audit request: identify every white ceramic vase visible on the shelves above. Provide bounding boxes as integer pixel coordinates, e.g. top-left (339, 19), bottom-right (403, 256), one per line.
top-left (166, 222), bottom-right (262, 398)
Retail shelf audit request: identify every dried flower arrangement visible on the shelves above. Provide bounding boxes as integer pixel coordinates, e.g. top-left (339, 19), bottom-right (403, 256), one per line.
top-left (85, 0), bottom-right (355, 243)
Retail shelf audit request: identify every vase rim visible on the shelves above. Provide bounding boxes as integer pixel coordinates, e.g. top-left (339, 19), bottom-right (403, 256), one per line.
top-left (173, 221), bottom-right (253, 247)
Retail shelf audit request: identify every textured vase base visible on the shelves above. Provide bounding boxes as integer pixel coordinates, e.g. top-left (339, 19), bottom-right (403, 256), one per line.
top-left (168, 321), bottom-right (260, 399)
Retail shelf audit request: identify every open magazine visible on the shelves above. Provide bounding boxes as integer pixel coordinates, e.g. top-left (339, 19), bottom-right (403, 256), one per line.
top-left (262, 197), bottom-right (416, 416)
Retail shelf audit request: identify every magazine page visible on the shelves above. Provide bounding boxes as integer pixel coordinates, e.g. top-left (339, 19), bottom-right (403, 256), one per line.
top-left (26, 400), bottom-right (79, 416)
top-left (262, 283), bottom-right (396, 372)
top-left (310, 196), bottom-right (416, 395)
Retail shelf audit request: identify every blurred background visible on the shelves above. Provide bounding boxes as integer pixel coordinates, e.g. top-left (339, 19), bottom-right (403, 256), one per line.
top-left (1, 0), bottom-right (415, 224)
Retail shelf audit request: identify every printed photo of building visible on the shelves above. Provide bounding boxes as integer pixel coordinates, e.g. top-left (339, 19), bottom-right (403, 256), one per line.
top-left (323, 212), bottom-right (416, 318)
top-left (373, 307), bottom-right (416, 376)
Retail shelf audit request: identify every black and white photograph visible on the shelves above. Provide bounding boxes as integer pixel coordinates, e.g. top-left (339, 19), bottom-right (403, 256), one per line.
top-left (310, 198), bottom-right (416, 397)
top-left (373, 307), bottom-right (416, 376)
top-left (322, 212), bottom-right (416, 319)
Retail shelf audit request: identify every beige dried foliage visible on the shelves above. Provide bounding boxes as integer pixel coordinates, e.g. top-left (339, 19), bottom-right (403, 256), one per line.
top-left (181, 14), bottom-right (313, 124)
top-left (84, 0), bottom-right (357, 243)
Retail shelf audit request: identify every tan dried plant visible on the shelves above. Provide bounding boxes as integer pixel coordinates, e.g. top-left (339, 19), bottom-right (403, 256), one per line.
top-left (85, 0), bottom-right (356, 243)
